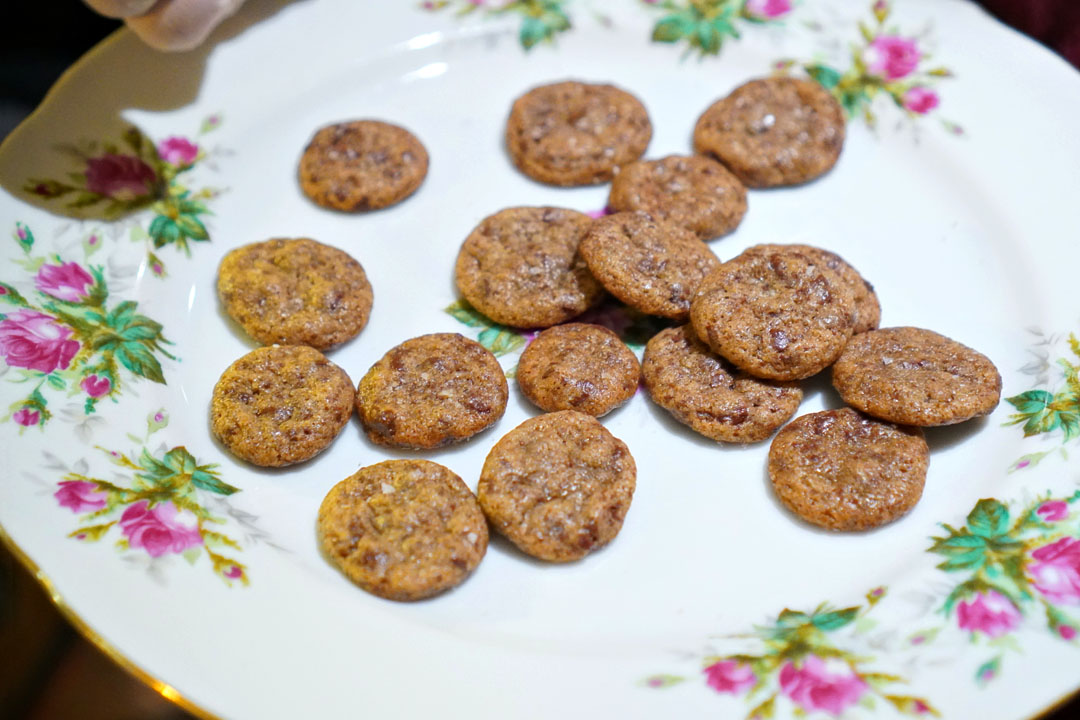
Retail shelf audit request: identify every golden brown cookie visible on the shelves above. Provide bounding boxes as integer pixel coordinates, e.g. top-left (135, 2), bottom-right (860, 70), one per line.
top-left (516, 323), bottom-right (640, 417)
top-left (298, 120), bottom-right (428, 211)
top-left (693, 77), bottom-right (845, 188)
top-left (607, 155), bottom-right (748, 240)
top-left (454, 207), bottom-right (604, 328)
top-left (746, 243), bottom-right (879, 335)
top-left (210, 345), bottom-right (354, 467)
top-left (318, 459), bottom-right (488, 601)
top-left (477, 411), bottom-right (636, 562)
top-left (690, 246), bottom-right (856, 381)
top-left (217, 238), bottom-right (373, 350)
top-left (642, 325), bottom-right (802, 443)
top-left (506, 81), bottom-right (652, 186)
top-left (768, 408), bottom-right (929, 531)
top-left (831, 327), bottom-right (1002, 426)
top-left (356, 333), bottom-right (508, 449)
top-left (580, 211), bottom-right (721, 322)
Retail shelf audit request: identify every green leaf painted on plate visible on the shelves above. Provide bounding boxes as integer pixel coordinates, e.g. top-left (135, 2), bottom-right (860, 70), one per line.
top-left (967, 499), bottom-right (1010, 538)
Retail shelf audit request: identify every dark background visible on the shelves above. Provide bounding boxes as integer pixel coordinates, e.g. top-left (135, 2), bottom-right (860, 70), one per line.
top-left (1, 1), bottom-right (1079, 718)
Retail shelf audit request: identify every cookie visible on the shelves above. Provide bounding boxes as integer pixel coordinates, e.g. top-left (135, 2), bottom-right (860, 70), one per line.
top-left (690, 246), bottom-right (856, 380)
top-left (831, 327), bottom-right (1002, 426)
top-left (318, 459), bottom-right (488, 601)
top-left (693, 77), bottom-right (845, 188)
top-left (580, 211), bottom-right (721, 322)
top-left (477, 411), bottom-right (636, 562)
top-left (210, 345), bottom-right (354, 467)
top-left (356, 333), bottom-right (508, 449)
top-left (607, 155), bottom-right (748, 240)
top-left (642, 325), bottom-right (802, 443)
top-left (506, 80), bottom-right (652, 186)
top-left (768, 408), bottom-right (929, 531)
top-left (516, 323), bottom-right (640, 417)
top-left (298, 120), bottom-right (428, 211)
top-left (454, 207), bottom-right (604, 328)
top-left (746, 243), bottom-right (880, 334)
top-left (217, 238), bottom-right (373, 350)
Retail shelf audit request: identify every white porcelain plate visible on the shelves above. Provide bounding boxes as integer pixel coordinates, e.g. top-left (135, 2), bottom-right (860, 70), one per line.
top-left (2, 1), bottom-right (1079, 718)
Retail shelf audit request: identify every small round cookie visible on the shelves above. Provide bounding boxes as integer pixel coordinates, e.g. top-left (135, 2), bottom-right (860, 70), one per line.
top-left (746, 243), bottom-right (880, 334)
top-left (516, 323), bottom-right (640, 417)
top-left (356, 333), bottom-right (508, 449)
top-left (217, 238), bottom-right (373, 350)
top-left (832, 327), bottom-right (1002, 426)
top-left (211, 345), bottom-right (354, 467)
top-left (642, 325), bottom-right (802, 443)
top-left (478, 411), bottom-right (636, 562)
top-left (580, 211), bottom-right (721, 322)
top-left (693, 77), bottom-right (846, 188)
top-left (298, 120), bottom-right (428, 211)
top-left (318, 459), bottom-right (488, 601)
top-left (769, 408), bottom-right (929, 531)
top-left (690, 247), bottom-right (856, 380)
top-left (454, 207), bottom-right (604, 328)
top-left (506, 80), bottom-right (652, 186)
top-left (608, 155), bottom-right (748, 240)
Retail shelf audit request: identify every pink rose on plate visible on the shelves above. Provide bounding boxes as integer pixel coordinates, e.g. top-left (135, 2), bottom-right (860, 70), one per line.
top-left (745, 0), bottom-right (792, 20)
top-left (703, 660), bottom-right (756, 695)
top-left (1036, 500), bottom-right (1069, 523)
top-left (54, 480), bottom-right (107, 513)
top-left (903, 86), bottom-right (940, 115)
top-left (84, 153), bottom-right (156, 200)
top-left (778, 655), bottom-right (867, 715)
top-left (157, 136), bottom-right (200, 166)
top-left (864, 35), bottom-right (920, 80)
top-left (12, 407), bottom-right (40, 427)
top-left (1029, 537), bottom-right (1080, 605)
top-left (81, 374), bottom-right (112, 398)
top-left (956, 590), bottom-right (1021, 636)
top-left (119, 500), bottom-right (203, 558)
top-left (35, 262), bottom-right (94, 302)
top-left (0, 309), bottom-right (80, 374)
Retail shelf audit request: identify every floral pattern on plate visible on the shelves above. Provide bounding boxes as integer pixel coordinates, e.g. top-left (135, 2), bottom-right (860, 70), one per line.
top-left (1, 223), bottom-right (174, 430)
top-left (1006, 330), bottom-right (1080, 471)
top-left (645, 0), bottom-right (792, 56)
top-left (421, 0), bottom-right (573, 50)
top-left (22, 115), bottom-right (225, 277)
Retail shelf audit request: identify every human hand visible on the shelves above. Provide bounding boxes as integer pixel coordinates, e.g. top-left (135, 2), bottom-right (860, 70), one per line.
top-left (84, 0), bottom-right (248, 51)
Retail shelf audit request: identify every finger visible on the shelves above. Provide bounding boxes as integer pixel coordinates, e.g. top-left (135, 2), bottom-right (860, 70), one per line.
top-left (126, 0), bottom-right (247, 52)
top-left (83, 0), bottom-right (159, 18)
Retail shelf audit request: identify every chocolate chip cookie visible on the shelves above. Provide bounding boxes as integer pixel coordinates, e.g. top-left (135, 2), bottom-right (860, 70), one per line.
top-left (356, 333), bottom-right (508, 449)
top-left (769, 408), bottom-right (929, 531)
top-left (831, 327), bottom-right (1002, 426)
top-left (217, 238), bottom-right (373, 350)
top-left (298, 120), bottom-right (428, 211)
top-left (477, 411), bottom-right (636, 562)
top-left (318, 459), bottom-right (488, 601)
top-left (516, 323), bottom-right (640, 416)
top-left (210, 345), bottom-right (354, 467)
top-left (506, 81), bottom-right (652, 186)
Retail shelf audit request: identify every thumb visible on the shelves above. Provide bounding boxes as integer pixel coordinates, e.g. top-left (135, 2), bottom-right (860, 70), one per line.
top-left (125, 0), bottom-right (248, 52)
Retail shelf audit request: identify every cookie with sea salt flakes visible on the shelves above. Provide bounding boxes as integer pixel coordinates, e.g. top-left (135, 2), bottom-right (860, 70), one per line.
top-left (318, 459), bottom-right (488, 601)
top-left (217, 237), bottom-right (373, 350)
top-left (356, 333), bottom-right (508, 449)
top-left (607, 155), bottom-right (748, 240)
top-left (693, 77), bottom-right (845, 188)
top-left (210, 345), bottom-right (354, 467)
top-left (580, 211), bottom-right (721, 322)
top-left (768, 408), bottom-right (929, 531)
top-left (831, 326), bottom-right (1002, 426)
top-left (298, 120), bottom-right (428, 211)
top-left (506, 80), bottom-right (652, 186)
top-left (516, 323), bottom-right (640, 417)
top-left (690, 246), bottom-right (856, 381)
top-left (454, 206), bottom-right (603, 328)
top-left (477, 411), bottom-right (636, 563)
top-left (642, 325), bottom-right (802, 443)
